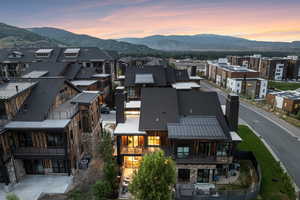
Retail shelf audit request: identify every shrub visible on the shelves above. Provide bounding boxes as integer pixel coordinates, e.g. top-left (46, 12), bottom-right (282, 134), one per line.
top-left (92, 180), bottom-right (112, 200)
top-left (6, 193), bottom-right (20, 200)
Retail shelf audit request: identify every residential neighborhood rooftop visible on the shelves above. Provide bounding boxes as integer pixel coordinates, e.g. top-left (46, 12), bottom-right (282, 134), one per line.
top-left (0, 81), bottom-right (37, 100)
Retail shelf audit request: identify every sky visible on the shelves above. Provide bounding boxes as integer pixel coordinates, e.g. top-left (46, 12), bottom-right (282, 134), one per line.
top-left (1, 0), bottom-right (300, 42)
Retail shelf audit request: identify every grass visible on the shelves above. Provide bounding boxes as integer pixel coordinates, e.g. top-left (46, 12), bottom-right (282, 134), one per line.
top-left (268, 81), bottom-right (300, 91)
top-left (237, 125), bottom-right (296, 200)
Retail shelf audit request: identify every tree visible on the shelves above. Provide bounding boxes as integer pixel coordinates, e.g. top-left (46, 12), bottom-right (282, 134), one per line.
top-left (92, 180), bottom-right (112, 200)
top-left (6, 193), bottom-right (20, 200)
top-left (129, 150), bottom-right (176, 200)
top-left (98, 130), bottom-right (113, 162)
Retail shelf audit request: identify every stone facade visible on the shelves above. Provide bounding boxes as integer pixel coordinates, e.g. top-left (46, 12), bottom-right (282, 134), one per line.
top-left (176, 164), bottom-right (216, 183)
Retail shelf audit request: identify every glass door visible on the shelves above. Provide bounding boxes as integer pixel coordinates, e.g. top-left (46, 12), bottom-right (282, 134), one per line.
top-left (197, 169), bottom-right (210, 183)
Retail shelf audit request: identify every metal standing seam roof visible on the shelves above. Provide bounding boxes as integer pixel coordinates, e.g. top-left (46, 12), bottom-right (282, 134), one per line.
top-left (135, 74), bottom-right (154, 84)
top-left (22, 71), bottom-right (49, 78)
top-left (4, 120), bottom-right (71, 130)
top-left (71, 92), bottom-right (99, 104)
top-left (71, 80), bottom-right (98, 86)
top-left (167, 116), bottom-right (227, 140)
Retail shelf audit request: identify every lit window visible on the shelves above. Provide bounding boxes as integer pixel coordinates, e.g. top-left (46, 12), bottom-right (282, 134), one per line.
top-left (177, 147), bottom-right (189, 158)
top-left (148, 136), bottom-right (160, 146)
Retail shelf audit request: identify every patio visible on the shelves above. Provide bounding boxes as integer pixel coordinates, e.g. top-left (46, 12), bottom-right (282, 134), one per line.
top-left (0, 175), bottom-right (73, 200)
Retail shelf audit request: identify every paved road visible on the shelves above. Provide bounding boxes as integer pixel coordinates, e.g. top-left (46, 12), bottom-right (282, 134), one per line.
top-left (201, 81), bottom-right (300, 188)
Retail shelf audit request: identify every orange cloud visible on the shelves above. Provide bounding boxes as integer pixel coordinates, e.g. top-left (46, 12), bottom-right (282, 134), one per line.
top-left (50, 2), bottom-right (300, 41)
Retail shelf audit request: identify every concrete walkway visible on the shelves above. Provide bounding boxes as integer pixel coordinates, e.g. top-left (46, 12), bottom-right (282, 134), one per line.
top-left (0, 175), bottom-right (73, 200)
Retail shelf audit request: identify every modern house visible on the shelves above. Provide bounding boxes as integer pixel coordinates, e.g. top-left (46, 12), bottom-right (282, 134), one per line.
top-left (114, 87), bottom-right (241, 184)
top-left (0, 77), bottom-right (102, 185)
top-left (266, 89), bottom-right (300, 114)
top-left (207, 59), bottom-right (268, 99)
top-left (122, 65), bottom-right (200, 100)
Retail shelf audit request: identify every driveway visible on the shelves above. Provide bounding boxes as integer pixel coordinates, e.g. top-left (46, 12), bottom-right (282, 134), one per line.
top-left (0, 175), bottom-right (73, 200)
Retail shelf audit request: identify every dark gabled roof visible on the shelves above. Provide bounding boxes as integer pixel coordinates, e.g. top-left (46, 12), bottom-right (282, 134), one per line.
top-left (0, 48), bottom-right (62, 63)
top-left (22, 62), bottom-right (68, 77)
top-left (62, 63), bottom-right (82, 80)
top-left (139, 88), bottom-right (231, 140)
top-left (167, 116), bottom-right (227, 140)
top-left (124, 65), bottom-right (167, 86)
top-left (139, 88), bottom-right (179, 131)
top-left (14, 78), bottom-right (80, 121)
top-left (74, 67), bottom-right (98, 79)
top-left (58, 47), bottom-right (112, 62)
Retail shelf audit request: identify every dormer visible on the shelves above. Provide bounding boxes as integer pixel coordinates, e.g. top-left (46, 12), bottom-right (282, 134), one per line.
top-left (64, 48), bottom-right (80, 58)
top-left (8, 51), bottom-right (24, 59)
top-left (35, 49), bottom-right (54, 58)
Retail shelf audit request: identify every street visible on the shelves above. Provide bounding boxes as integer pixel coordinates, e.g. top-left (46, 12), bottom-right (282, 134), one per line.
top-left (201, 81), bottom-right (300, 188)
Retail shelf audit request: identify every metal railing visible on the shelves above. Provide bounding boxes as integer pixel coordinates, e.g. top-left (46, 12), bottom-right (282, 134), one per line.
top-left (13, 147), bottom-right (65, 156)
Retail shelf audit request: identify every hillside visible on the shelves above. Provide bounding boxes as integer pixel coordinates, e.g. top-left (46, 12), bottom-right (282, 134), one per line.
top-left (28, 27), bottom-right (156, 54)
top-left (0, 23), bottom-right (62, 48)
top-left (118, 34), bottom-right (300, 52)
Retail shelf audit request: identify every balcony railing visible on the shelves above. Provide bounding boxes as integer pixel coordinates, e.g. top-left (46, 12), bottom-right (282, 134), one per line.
top-left (13, 147), bottom-right (66, 158)
top-left (121, 147), bottom-right (146, 155)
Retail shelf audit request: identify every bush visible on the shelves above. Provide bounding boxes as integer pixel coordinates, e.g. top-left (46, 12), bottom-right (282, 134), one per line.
top-left (296, 110), bottom-right (300, 120)
top-left (92, 180), bottom-right (112, 200)
top-left (103, 160), bottom-right (118, 190)
top-left (6, 193), bottom-right (20, 200)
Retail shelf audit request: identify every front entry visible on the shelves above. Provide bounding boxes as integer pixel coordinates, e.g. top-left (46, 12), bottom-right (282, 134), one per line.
top-left (24, 160), bottom-right (45, 174)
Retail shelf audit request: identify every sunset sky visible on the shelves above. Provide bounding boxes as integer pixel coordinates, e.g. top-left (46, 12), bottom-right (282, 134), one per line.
top-left (1, 0), bottom-right (300, 42)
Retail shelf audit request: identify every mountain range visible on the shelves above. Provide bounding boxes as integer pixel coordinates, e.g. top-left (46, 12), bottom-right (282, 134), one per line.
top-left (1, 22), bottom-right (300, 53)
top-left (119, 34), bottom-right (300, 51)
top-left (0, 23), bottom-right (155, 54)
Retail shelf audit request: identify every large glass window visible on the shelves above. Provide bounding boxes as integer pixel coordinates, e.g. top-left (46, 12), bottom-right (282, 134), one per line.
top-left (148, 136), bottom-right (160, 146)
top-left (197, 169), bottom-right (210, 183)
top-left (177, 147), bottom-right (189, 158)
top-left (217, 143), bottom-right (231, 156)
top-left (52, 160), bottom-right (67, 173)
top-left (19, 133), bottom-right (33, 147)
top-left (47, 134), bottom-right (64, 147)
top-left (178, 169), bottom-right (190, 182)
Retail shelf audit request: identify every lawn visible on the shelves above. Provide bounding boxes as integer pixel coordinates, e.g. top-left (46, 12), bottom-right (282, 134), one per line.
top-left (237, 125), bottom-right (296, 200)
top-left (268, 81), bottom-right (300, 91)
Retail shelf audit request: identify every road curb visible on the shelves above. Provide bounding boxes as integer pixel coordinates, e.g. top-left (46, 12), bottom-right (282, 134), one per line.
top-left (243, 122), bottom-right (300, 199)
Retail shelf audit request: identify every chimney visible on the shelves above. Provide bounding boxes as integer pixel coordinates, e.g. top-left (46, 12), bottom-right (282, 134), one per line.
top-left (191, 66), bottom-right (197, 76)
top-left (225, 93), bottom-right (239, 132)
top-left (115, 87), bottom-right (126, 124)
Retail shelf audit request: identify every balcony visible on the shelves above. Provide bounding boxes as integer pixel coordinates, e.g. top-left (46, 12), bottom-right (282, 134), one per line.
top-left (13, 147), bottom-right (66, 159)
top-left (120, 146), bottom-right (146, 155)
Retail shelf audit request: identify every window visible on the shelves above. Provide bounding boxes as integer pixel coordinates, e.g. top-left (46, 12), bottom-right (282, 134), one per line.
top-left (148, 136), bottom-right (160, 146)
top-left (0, 102), bottom-right (6, 119)
top-left (47, 134), bottom-right (64, 147)
top-left (217, 143), bottom-right (231, 156)
top-left (197, 169), bottom-right (210, 183)
top-left (178, 169), bottom-right (190, 182)
top-left (52, 160), bottom-right (67, 173)
top-left (177, 147), bottom-right (189, 158)
top-left (19, 133), bottom-right (33, 147)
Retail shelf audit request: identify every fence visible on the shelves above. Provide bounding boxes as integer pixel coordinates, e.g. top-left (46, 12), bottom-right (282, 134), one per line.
top-left (176, 151), bottom-right (261, 200)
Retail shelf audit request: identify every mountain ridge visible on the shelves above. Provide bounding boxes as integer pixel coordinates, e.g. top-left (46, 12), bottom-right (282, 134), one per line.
top-left (118, 34), bottom-right (300, 51)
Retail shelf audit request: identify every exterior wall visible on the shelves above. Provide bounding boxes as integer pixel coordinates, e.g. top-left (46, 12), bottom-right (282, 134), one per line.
top-left (258, 80), bottom-right (268, 99)
top-left (176, 164), bottom-right (216, 184)
top-left (3, 87), bottom-right (32, 120)
top-left (52, 83), bottom-right (79, 110)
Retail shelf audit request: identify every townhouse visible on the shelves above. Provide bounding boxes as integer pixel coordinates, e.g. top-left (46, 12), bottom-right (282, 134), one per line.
top-left (122, 65), bottom-right (200, 100)
top-left (207, 59), bottom-right (268, 99)
top-left (227, 55), bottom-right (300, 80)
top-left (114, 87), bottom-right (241, 184)
top-left (0, 77), bottom-right (102, 185)
top-left (266, 89), bottom-right (300, 114)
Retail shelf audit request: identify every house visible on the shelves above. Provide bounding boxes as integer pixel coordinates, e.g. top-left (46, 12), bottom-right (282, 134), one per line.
top-left (207, 59), bottom-right (268, 99)
top-left (123, 65), bottom-right (199, 100)
top-left (266, 90), bottom-right (300, 114)
top-left (0, 47), bottom-right (115, 79)
top-left (0, 78), bottom-right (102, 185)
top-left (114, 87), bottom-right (241, 184)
